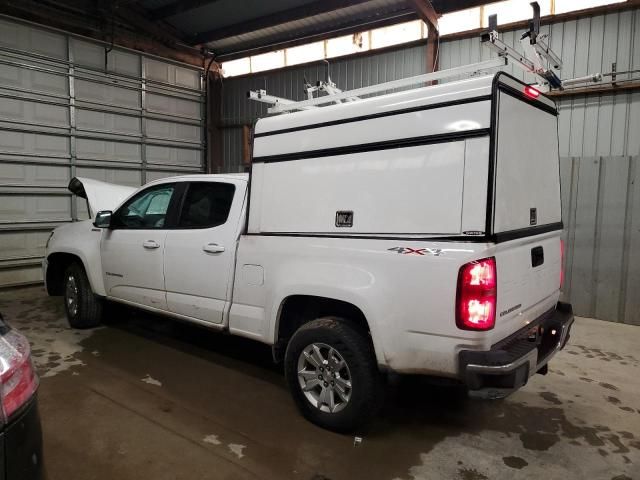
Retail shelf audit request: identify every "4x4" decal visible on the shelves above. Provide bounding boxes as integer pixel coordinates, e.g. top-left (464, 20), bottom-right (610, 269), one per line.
top-left (388, 247), bottom-right (443, 256)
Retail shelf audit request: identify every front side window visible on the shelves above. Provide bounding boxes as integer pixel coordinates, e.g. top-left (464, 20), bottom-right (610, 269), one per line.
top-left (113, 184), bottom-right (175, 229)
top-left (178, 182), bottom-right (235, 229)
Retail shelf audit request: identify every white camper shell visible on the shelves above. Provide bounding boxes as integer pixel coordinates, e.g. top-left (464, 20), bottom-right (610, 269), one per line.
top-left (249, 72), bottom-right (561, 240)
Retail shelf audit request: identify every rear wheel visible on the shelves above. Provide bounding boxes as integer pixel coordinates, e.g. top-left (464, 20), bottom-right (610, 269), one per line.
top-left (64, 262), bottom-right (102, 329)
top-left (284, 316), bottom-right (383, 432)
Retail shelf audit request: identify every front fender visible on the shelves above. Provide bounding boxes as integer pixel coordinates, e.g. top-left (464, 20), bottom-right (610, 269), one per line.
top-left (46, 220), bottom-right (106, 296)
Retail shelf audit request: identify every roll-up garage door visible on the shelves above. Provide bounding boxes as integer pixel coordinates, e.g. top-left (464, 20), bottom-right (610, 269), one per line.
top-left (0, 16), bottom-right (205, 287)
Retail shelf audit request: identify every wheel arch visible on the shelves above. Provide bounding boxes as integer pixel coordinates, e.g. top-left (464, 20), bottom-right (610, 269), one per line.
top-left (46, 252), bottom-right (99, 296)
top-left (273, 294), bottom-right (382, 365)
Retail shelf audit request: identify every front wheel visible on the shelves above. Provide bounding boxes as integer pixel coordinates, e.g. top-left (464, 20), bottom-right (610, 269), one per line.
top-left (64, 262), bottom-right (103, 329)
top-left (284, 317), bottom-right (383, 432)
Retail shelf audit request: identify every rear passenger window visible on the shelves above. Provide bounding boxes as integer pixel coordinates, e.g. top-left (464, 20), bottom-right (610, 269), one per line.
top-left (178, 182), bottom-right (235, 228)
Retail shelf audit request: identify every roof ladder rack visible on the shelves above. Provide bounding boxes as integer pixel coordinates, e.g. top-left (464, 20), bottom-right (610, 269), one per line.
top-left (249, 58), bottom-right (506, 114)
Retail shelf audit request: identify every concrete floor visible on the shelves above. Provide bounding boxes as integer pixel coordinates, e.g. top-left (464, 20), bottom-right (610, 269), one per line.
top-left (0, 286), bottom-right (638, 480)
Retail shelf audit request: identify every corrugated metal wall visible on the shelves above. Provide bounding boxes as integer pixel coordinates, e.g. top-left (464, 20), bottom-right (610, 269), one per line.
top-left (221, 9), bottom-right (640, 324)
top-left (560, 155), bottom-right (639, 325)
top-left (220, 43), bottom-right (428, 171)
top-left (0, 16), bottom-right (205, 287)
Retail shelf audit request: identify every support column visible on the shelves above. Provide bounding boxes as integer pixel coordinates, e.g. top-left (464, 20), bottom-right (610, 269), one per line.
top-left (207, 72), bottom-right (224, 173)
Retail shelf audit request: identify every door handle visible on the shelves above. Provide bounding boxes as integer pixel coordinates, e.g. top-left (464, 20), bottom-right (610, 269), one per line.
top-left (203, 243), bottom-right (225, 254)
top-left (143, 240), bottom-right (160, 249)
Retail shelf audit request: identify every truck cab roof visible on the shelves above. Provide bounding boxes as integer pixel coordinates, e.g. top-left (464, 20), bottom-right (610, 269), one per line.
top-left (147, 173), bottom-right (249, 185)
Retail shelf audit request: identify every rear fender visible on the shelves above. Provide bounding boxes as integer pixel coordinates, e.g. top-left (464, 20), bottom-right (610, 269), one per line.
top-left (269, 264), bottom-right (386, 367)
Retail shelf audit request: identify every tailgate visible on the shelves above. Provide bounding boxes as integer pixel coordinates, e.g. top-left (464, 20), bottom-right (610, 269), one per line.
top-left (490, 230), bottom-right (562, 344)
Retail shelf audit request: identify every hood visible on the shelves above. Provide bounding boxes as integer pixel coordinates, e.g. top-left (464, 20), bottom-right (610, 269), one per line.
top-left (68, 177), bottom-right (137, 217)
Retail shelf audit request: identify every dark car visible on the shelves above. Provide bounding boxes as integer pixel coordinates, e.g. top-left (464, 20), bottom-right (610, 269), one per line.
top-left (0, 312), bottom-right (43, 480)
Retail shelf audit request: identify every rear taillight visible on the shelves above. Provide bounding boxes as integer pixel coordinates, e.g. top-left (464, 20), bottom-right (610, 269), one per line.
top-left (456, 257), bottom-right (497, 331)
top-left (560, 239), bottom-right (565, 289)
top-left (0, 329), bottom-right (38, 421)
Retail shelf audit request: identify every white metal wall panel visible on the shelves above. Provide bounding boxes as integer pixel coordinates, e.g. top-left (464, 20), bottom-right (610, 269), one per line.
top-left (0, 16), bottom-right (205, 286)
top-left (557, 92), bottom-right (640, 158)
top-left (560, 156), bottom-right (640, 326)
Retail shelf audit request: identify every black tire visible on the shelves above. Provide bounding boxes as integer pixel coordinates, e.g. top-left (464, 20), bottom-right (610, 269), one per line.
top-left (284, 316), bottom-right (383, 433)
top-left (63, 262), bottom-right (103, 329)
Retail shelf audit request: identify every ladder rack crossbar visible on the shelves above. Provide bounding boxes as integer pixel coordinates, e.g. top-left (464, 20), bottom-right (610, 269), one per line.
top-left (267, 58), bottom-right (507, 113)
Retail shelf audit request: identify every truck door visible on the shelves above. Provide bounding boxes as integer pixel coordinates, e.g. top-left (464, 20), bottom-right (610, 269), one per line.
top-left (163, 180), bottom-right (246, 324)
top-left (101, 182), bottom-right (177, 309)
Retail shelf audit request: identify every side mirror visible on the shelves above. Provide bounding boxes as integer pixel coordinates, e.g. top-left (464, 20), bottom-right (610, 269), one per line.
top-left (94, 211), bottom-right (113, 228)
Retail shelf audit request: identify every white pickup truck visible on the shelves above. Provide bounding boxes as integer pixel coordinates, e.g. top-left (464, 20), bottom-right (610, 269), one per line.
top-left (43, 72), bottom-right (574, 432)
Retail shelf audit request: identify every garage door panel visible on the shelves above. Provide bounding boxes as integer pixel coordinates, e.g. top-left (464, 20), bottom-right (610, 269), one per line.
top-left (0, 19), bottom-right (67, 59)
top-left (146, 93), bottom-right (200, 119)
top-left (0, 195), bottom-right (70, 222)
top-left (146, 145), bottom-right (201, 168)
top-left (71, 39), bottom-right (141, 77)
top-left (0, 18), bottom-right (204, 286)
top-left (0, 265), bottom-right (42, 286)
top-left (77, 201), bottom-right (91, 220)
top-left (76, 109), bottom-right (141, 136)
top-left (146, 119), bottom-right (201, 143)
top-left (0, 61), bottom-right (68, 96)
top-left (109, 52), bottom-right (141, 77)
top-left (0, 162), bottom-right (69, 187)
top-left (76, 138), bottom-right (141, 163)
top-left (75, 166), bottom-right (142, 187)
top-left (0, 230), bottom-right (51, 261)
top-left (0, 130), bottom-right (69, 157)
top-left (75, 80), bottom-right (141, 109)
top-left (0, 97), bottom-right (69, 127)
top-left (144, 58), bottom-right (200, 89)
top-left (145, 170), bottom-right (188, 182)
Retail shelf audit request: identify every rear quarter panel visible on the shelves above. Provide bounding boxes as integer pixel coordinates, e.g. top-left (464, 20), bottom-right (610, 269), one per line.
top-left (231, 235), bottom-right (499, 377)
